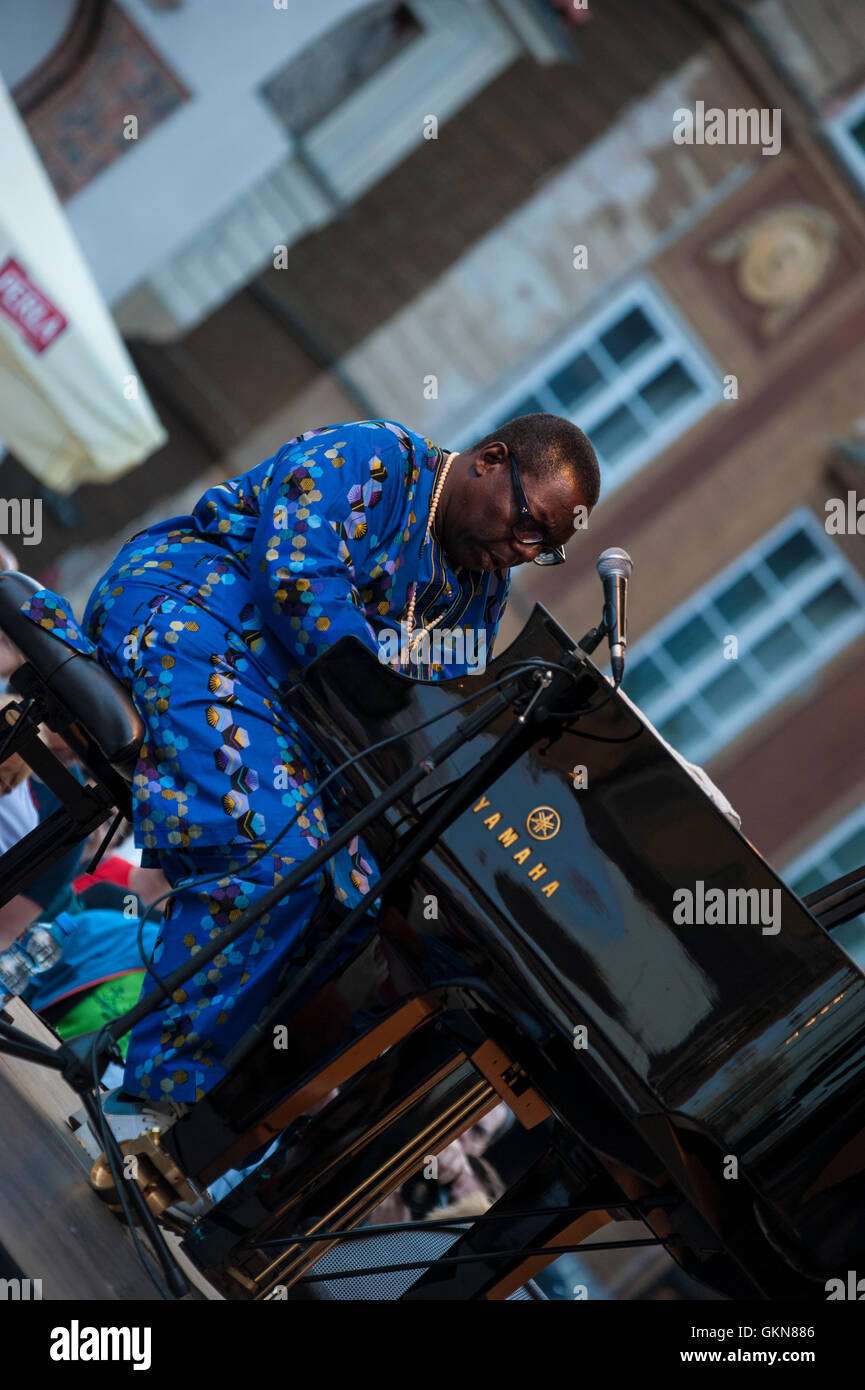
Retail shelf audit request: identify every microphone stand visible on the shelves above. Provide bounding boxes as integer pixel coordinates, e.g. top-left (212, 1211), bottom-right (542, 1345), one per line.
top-left (104, 666), bottom-right (536, 1055)
top-left (107, 628), bottom-right (611, 1065)
top-left (576, 616), bottom-right (610, 658)
top-left (224, 644), bottom-right (598, 1069)
top-left (0, 664), bottom-right (533, 1300)
top-left (0, 629), bottom-right (605, 1296)
top-left (0, 1009), bottom-right (191, 1298)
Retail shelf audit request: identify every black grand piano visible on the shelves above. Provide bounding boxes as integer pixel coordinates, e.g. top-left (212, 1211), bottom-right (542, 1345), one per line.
top-left (0, 572), bottom-right (863, 1301)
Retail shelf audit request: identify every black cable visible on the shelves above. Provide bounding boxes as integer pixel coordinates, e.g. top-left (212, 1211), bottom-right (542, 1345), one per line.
top-left (61, 659), bottom-right (560, 1297)
top-left (37, 645), bottom-right (629, 1297)
top-left (74, 650), bottom-right (593, 1300)
top-left (565, 725), bottom-right (644, 744)
top-left (387, 771), bottom-right (463, 834)
top-left (130, 653), bottom-right (626, 990)
top-left (128, 658), bottom-right (565, 1001)
top-left (370, 668), bottom-right (580, 835)
top-left (0, 1013), bottom-right (182, 1296)
top-left (395, 695), bottom-right (643, 821)
top-left (497, 657), bottom-right (631, 724)
top-left (86, 1025), bottom-right (187, 1299)
top-left (546, 675), bottom-right (623, 720)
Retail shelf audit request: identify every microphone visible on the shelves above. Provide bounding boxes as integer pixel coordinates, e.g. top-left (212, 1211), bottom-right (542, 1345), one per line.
top-left (596, 547), bottom-right (633, 684)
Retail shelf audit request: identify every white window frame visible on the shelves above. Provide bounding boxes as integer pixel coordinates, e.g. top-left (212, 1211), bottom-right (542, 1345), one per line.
top-left (144, 0), bottom-right (553, 334)
top-left (460, 279), bottom-right (720, 496)
top-left (626, 508), bottom-right (865, 764)
top-left (784, 803), bottom-right (865, 968)
top-left (825, 84), bottom-right (865, 192)
top-left (300, 0), bottom-right (526, 204)
top-left (785, 804), bottom-right (865, 890)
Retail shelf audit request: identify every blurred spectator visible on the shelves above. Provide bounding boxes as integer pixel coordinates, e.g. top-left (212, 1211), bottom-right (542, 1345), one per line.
top-left (0, 707), bottom-right (166, 1064)
top-left (23, 907), bottom-right (160, 1065)
top-left (370, 1102), bottom-right (511, 1225)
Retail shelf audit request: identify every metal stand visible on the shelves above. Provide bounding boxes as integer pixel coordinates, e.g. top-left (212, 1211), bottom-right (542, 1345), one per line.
top-left (0, 630), bottom-right (599, 1299)
top-left (103, 662), bottom-right (558, 1054)
top-left (0, 1012), bottom-right (190, 1297)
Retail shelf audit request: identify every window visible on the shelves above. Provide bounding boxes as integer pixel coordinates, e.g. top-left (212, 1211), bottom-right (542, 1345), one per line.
top-left (624, 509), bottom-right (865, 764)
top-left (471, 282), bottom-right (718, 494)
top-left (785, 805), bottom-right (865, 970)
top-left (826, 86), bottom-right (865, 192)
top-left (262, 3), bottom-right (423, 138)
top-left (262, 0), bottom-right (526, 205)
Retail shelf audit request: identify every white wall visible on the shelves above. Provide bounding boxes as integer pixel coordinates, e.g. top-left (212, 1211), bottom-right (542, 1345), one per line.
top-left (0, 0), bottom-right (77, 89)
top-left (62, 0), bottom-right (372, 305)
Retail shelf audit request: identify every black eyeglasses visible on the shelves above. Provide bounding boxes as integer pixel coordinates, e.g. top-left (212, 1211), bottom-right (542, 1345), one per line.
top-left (508, 453), bottom-right (566, 566)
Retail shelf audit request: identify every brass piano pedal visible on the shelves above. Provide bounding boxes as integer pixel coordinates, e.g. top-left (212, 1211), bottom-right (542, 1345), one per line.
top-left (88, 1130), bottom-right (209, 1225)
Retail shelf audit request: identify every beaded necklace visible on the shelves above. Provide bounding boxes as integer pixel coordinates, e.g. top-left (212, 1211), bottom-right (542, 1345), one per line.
top-left (401, 450), bottom-right (459, 661)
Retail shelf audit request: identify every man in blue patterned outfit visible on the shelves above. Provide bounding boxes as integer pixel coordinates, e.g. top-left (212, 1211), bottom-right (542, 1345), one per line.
top-left (20, 414), bottom-right (599, 1105)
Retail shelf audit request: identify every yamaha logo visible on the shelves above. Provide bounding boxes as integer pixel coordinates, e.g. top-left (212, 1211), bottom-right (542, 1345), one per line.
top-left (526, 807), bottom-right (561, 840)
top-left (471, 796), bottom-right (560, 898)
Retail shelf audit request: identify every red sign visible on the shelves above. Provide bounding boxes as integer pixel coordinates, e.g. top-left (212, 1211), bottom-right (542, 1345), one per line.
top-left (0, 258), bottom-right (68, 353)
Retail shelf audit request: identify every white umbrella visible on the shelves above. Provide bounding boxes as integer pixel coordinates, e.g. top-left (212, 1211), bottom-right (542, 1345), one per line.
top-left (0, 74), bottom-right (166, 494)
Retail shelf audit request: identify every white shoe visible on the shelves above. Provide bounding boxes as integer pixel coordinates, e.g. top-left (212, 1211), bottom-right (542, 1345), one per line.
top-left (68, 1088), bottom-right (186, 1164)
